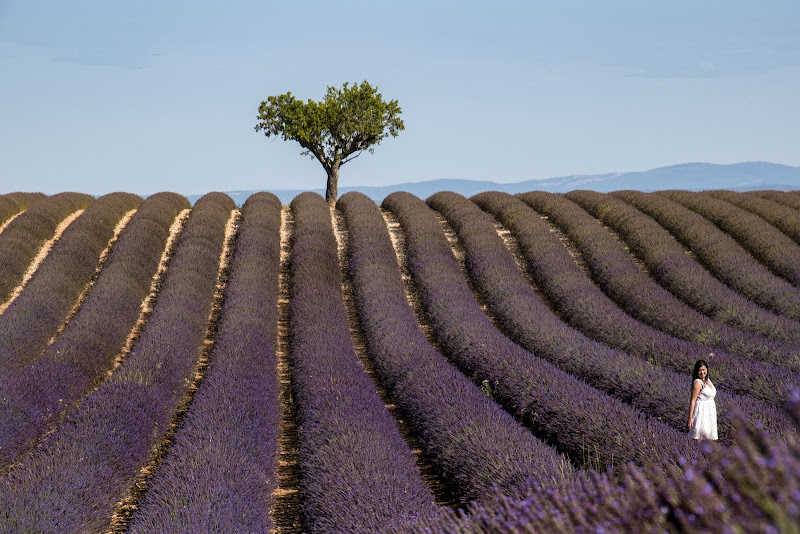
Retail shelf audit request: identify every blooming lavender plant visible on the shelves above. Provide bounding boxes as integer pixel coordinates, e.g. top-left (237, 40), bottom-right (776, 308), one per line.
top-left (393, 392), bottom-right (800, 534)
top-left (427, 191), bottom-right (795, 442)
top-left (567, 189), bottom-right (800, 341)
top-left (0, 192), bottom-right (234, 533)
top-left (519, 191), bottom-right (800, 371)
top-left (707, 190), bottom-right (800, 247)
top-left (383, 191), bottom-right (699, 472)
top-left (0, 192), bottom-right (93, 302)
top-left (0, 192), bottom-right (189, 471)
top-left (472, 191), bottom-right (800, 406)
top-left (338, 191), bottom-right (573, 504)
top-left (127, 192), bottom-right (282, 533)
top-left (661, 190), bottom-right (800, 287)
top-left (613, 190), bottom-right (800, 331)
top-left (0, 192), bottom-right (141, 372)
top-left (752, 190), bottom-right (800, 211)
top-left (0, 193), bottom-right (45, 229)
top-left (289, 192), bottom-right (436, 533)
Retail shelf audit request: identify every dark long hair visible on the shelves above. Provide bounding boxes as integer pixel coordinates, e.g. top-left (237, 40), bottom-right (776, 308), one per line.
top-left (692, 359), bottom-right (710, 382)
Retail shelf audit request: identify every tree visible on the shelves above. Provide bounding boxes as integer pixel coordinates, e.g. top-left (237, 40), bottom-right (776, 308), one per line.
top-left (255, 81), bottom-right (404, 204)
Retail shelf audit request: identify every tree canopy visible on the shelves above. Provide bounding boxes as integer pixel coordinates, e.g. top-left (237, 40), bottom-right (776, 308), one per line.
top-left (255, 81), bottom-right (404, 204)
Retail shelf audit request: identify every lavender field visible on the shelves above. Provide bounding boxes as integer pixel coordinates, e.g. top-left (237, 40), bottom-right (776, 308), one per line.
top-left (0, 189), bottom-right (798, 533)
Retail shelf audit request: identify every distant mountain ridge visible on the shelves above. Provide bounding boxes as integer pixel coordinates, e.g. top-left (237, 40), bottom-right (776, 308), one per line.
top-left (187, 161), bottom-right (800, 205)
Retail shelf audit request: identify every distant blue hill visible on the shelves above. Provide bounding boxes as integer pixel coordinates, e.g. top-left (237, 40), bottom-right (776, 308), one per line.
top-left (187, 161), bottom-right (800, 205)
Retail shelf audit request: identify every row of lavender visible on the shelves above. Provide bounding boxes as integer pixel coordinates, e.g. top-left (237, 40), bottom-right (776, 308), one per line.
top-left (0, 193), bottom-right (234, 532)
top-left (568, 190), bottom-right (800, 341)
top-left (403, 396), bottom-right (800, 533)
top-left (425, 191), bottom-right (794, 441)
top-left (381, 191), bottom-right (699, 471)
top-left (285, 192), bottom-right (436, 532)
top-left (518, 191), bottom-right (800, 370)
top-left (706, 190), bottom-right (800, 260)
top-left (0, 192), bottom-right (188, 472)
top-left (0, 192), bottom-right (45, 231)
top-left (662, 190), bottom-right (800, 287)
top-left (754, 189), bottom-right (800, 211)
top-left (127, 192), bottom-right (283, 532)
top-left (0, 189), bottom-right (798, 532)
top-left (337, 191), bottom-right (573, 504)
top-left (612, 190), bottom-right (800, 322)
top-left (471, 192), bottom-right (798, 406)
top-left (0, 192), bottom-right (94, 304)
top-left (0, 192), bottom-right (142, 375)
top-left (399, 189), bottom-right (800, 532)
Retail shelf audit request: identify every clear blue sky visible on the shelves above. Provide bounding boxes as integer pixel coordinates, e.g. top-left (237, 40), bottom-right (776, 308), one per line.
top-left (2, 0), bottom-right (799, 196)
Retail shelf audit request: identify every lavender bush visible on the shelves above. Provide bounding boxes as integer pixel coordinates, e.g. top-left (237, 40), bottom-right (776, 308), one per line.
top-left (472, 191), bottom-right (800, 406)
top-left (613, 190), bottom-right (800, 326)
top-left (0, 193), bottom-right (45, 229)
top-left (427, 191), bottom-right (795, 442)
top-left (128, 192), bottom-right (282, 533)
top-left (519, 191), bottom-right (800, 371)
top-left (0, 192), bottom-right (141, 372)
top-left (660, 190), bottom-right (800, 287)
top-left (567, 189), bottom-right (800, 341)
top-left (0, 192), bottom-right (93, 303)
top-left (395, 393), bottom-right (800, 534)
top-left (0, 192), bottom-right (234, 533)
top-left (383, 191), bottom-right (699, 472)
top-left (752, 190), bottom-right (800, 211)
top-left (338, 191), bottom-right (573, 504)
top-left (289, 192), bottom-right (436, 533)
top-left (707, 190), bottom-right (800, 246)
top-left (0, 192), bottom-right (188, 471)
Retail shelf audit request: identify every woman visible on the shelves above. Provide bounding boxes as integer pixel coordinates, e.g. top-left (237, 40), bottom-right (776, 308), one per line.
top-left (688, 359), bottom-right (718, 440)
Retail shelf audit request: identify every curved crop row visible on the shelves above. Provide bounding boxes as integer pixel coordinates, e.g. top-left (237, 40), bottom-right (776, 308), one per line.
top-left (613, 190), bottom-right (800, 323)
top-left (0, 192), bottom-right (142, 373)
top-left (0, 193), bottom-right (46, 230)
top-left (0, 193), bottom-right (235, 533)
top-left (0, 192), bottom-right (94, 303)
top-left (706, 189), bottom-right (800, 246)
top-left (128, 192), bottom-right (283, 533)
top-left (427, 191), bottom-right (793, 441)
top-left (338, 191), bottom-right (572, 504)
top-left (519, 192), bottom-right (800, 371)
top-left (567, 190), bottom-right (800, 342)
top-left (0, 192), bottom-right (45, 209)
top-left (383, 191), bottom-right (698, 472)
top-left (660, 190), bottom-right (800, 287)
top-left (752, 190), bottom-right (800, 211)
top-left (0, 192), bottom-right (189, 472)
top-left (473, 191), bottom-right (799, 406)
top-left (398, 397), bottom-right (800, 534)
top-left (288, 192), bottom-right (435, 533)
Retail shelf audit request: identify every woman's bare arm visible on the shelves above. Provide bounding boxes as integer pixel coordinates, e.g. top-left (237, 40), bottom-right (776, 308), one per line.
top-left (688, 380), bottom-right (702, 430)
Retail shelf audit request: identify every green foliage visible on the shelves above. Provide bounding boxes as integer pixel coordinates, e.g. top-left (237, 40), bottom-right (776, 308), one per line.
top-left (255, 81), bottom-right (404, 202)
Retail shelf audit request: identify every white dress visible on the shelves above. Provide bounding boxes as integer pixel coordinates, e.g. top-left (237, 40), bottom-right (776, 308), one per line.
top-left (689, 378), bottom-right (718, 440)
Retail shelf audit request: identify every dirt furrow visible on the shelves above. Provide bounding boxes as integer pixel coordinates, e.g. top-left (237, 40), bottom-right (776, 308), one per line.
top-left (380, 209), bottom-right (446, 354)
top-left (46, 209), bottom-right (138, 347)
top-left (333, 207), bottom-right (458, 508)
top-left (0, 209), bottom-right (84, 315)
top-left (270, 206), bottom-right (302, 534)
top-left (108, 208), bottom-right (240, 532)
top-left (0, 210), bottom-right (24, 235)
top-left (433, 212), bottom-right (508, 335)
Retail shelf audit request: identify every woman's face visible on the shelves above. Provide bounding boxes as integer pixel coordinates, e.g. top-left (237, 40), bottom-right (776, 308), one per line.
top-left (698, 365), bottom-right (708, 380)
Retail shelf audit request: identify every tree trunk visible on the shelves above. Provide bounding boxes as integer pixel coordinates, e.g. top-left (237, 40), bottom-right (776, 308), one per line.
top-left (326, 165), bottom-right (340, 205)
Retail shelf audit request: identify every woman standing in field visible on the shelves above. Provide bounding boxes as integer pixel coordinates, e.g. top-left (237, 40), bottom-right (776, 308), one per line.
top-left (688, 359), bottom-right (718, 440)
